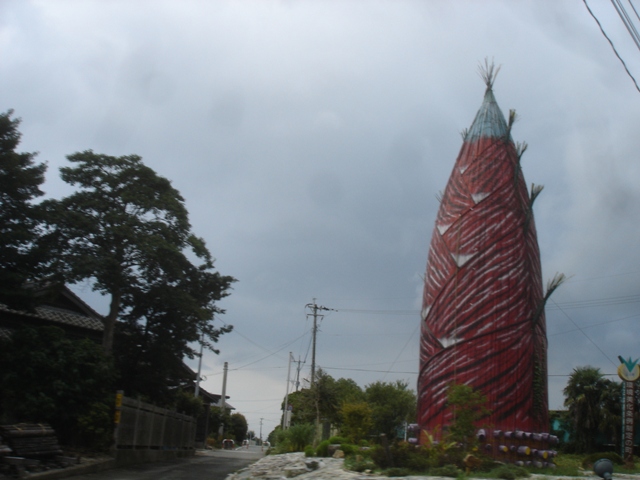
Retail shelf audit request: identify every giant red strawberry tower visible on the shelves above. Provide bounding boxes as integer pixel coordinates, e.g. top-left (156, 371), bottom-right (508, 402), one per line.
top-left (418, 66), bottom-right (549, 436)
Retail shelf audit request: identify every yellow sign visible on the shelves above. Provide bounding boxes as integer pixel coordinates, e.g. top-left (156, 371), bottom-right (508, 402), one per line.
top-left (114, 410), bottom-right (121, 424)
top-left (618, 363), bottom-right (640, 382)
top-left (115, 393), bottom-right (123, 407)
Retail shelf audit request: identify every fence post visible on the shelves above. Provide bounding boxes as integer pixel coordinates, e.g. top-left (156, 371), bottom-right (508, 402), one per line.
top-left (113, 390), bottom-right (124, 454)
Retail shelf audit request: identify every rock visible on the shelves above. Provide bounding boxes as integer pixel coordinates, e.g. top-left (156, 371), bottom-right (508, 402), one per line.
top-left (284, 465), bottom-right (309, 477)
top-left (327, 444), bottom-right (342, 455)
top-left (332, 449), bottom-right (345, 459)
top-left (305, 459), bottom-right (319, 470)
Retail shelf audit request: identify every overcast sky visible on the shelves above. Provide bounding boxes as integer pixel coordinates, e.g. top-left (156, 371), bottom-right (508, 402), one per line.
top-left (3, 0), bottom-right (640, 437)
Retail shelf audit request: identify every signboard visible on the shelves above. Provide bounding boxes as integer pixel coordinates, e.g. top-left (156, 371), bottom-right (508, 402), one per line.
top-left (619, 357), bottom-right (639, 465)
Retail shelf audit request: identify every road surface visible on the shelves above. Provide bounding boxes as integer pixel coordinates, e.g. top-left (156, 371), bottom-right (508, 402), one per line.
top-left (70, 446), bottom-right (265, 480)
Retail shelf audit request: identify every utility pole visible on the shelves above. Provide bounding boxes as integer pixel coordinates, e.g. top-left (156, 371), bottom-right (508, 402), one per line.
top-left (194, 331), bottom-right (205, 397)
top-left (218, 361), bottom-right (228, 437)
top-left (305, 299), bottom-right (335, 386)
top-left (282, 352), bottom-right (292, 431)
top-left (294, 356), bottom-right (302, 392)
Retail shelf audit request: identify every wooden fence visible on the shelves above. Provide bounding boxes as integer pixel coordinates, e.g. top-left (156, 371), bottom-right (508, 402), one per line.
top-left (114, 392), bottom-right (196, 451)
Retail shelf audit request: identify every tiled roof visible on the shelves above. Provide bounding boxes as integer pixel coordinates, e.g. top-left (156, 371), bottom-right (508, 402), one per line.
top-left (0, 304), bottom-right (104, 331)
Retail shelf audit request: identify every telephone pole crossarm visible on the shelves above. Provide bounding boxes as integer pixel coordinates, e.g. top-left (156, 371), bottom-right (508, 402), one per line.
top-left (305, 299), bottom-right (337, 386)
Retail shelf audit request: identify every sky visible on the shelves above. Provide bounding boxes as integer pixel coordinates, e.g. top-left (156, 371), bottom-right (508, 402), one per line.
top-left (2, 0), bottom-right (640, 439)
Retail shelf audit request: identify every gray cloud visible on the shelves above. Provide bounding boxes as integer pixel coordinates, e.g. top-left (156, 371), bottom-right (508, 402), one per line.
top-left (3, 0), bottom-right (640, 434)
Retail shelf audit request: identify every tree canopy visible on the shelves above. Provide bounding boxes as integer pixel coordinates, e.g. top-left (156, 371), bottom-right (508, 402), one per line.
top-left (365, 380), bottom-right (416, 440)
top-left (0, 110), bottom-right (47, 309)
top-left (280, 371), bottom-right (416, 443)
top-left (563, 366), bottom-right (622, 453)
top-left (42, 150), bottom-right (235, 355)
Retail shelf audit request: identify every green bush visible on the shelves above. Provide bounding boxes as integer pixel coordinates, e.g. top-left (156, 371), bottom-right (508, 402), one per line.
top-left (328, 435), bottom-right (348, 444)
top-left (304, 445), bottom-right (315, 457)
top-left (582, 452), bottom-right (624, 468)
top-left (316, 439), bottom-right (331, 457)
top-left (371, 444), bottom-right (392, 470)
top-left (341, 443), bottom-right (356, 456)
top-left (384, 467), bottom-right (412, 477)
top-left (430, 464), bottom-right (462, 477)
top-left (492, 464), bottom-right (530, 480)
top-left (494, 466), bottom-right (516, 480)
top-left (347, 457), bottom-right (376, 473)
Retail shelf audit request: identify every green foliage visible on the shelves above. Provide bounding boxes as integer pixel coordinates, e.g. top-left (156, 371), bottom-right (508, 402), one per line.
top-left (340, 402), bottom-right (373, 443)
top-left (384, 467), bottom-right (412, 477)
top-left (493, 464), bottom-right (530, 480)
top-left (209, 406), bottom-right (232, 439)
top-left (273, 424), bottom-right (315, 453)
top-left (42, 150), bottom-right (235, 357)
top-left (563, 366), bottom-right (622, 453)
top-left (346, 456), bottom-right (376, 473)
top-left (304, 445), bottom-right (315, 457)
top-left (371, 444), bottom-right (393, 470)
top-left (365, 380), bottom-right (416, 439)
top-left (287, 423), bottom-right (316, 452)
top-left (328, 435), bottom-right (348, 444)
top-left (0, 109), bottom-right (48, 310)
top-left (582, 451), bottom-right (624, 468)
top-left (76, 400), bottom-right (114, 451)
top-left (229, 412), bottom-right (249, 443)
top-left (0, 326), bottom-right (115, 446)
top-left (430, 464), bottom-right (462, 477)
top-left (316, 439), bottom-right (331, 457)
top-left (340, 443), bottom-right (356, 455)
top-left (446, 383), bottom-right (491, 447)
top-left (174, 390), bottom-right (204, 417)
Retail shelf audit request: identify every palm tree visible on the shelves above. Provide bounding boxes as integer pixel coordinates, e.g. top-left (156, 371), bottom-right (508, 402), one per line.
top-left (563, 366), bottom-right (621, 453)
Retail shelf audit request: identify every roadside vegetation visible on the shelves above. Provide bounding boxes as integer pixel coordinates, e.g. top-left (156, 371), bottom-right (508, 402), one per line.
top-left (268, 375), bottom-right (640, 478)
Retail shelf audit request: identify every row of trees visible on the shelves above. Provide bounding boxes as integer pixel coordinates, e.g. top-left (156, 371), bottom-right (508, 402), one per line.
top-left (271, 369), bottom-right (417, 445)
top-left (275, 366), bottom-right (636, 455)
top-left (0, 109), bottom-right (235, 442)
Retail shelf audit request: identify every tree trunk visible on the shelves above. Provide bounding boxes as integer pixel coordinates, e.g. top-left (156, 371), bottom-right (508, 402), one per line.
top-left (102, 291), bottom-right (121, 355)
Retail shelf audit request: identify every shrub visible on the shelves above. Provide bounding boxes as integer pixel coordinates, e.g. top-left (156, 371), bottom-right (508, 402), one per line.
top-left (582, 452), bottom-right (624, 468)
top-left (430, 464), bottom-right (462, 477)
top-left (341, 443), bottom-right (356, 456)
top-left (316, 439), bottom-right (331, 457)
top-left (347, 457), bottom-right (376, 473)
top-left (371, 444), bottom-right (392, 470)
top-left (494, 466), bottom-right (517, 480)
top-left (304, 445), bottom-right (315, 457)
top-left (492, 464), bottom-right (530, 480)
top-left (328, 435), bottom-right (348, 444)
top-left (385, 467), bottom-right (412, 477)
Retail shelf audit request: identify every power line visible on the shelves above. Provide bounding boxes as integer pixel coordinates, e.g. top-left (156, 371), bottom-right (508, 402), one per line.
top-left (611, 0), bottom-right (640, 52)
top-left (583, 0), bottom-right (640, 93)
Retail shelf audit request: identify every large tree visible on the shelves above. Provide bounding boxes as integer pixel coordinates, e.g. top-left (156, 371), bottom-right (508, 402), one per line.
top-left (563, 366), bottom-right (620, 453)
top-left (365, 380), bottom-right (416, 440)
top-left (0, 110), bottom-right (47, 309)
top-left (43, 151), bottom-right (234, 355)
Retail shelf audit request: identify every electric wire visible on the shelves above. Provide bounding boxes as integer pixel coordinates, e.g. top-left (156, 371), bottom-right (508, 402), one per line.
top-left (583, 0), bottom-right (640, 93)
top-left (549, 297), bottom-right (618, 368)
top-left (611, 0), bottom-right (640, 51)
top-left (629, 0), bottom-right (640, 22)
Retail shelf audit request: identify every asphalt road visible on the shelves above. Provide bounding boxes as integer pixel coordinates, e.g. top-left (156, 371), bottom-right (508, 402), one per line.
top-left (70, 447), bottom-right (266, 480)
